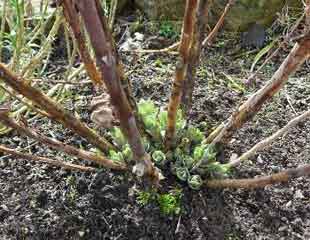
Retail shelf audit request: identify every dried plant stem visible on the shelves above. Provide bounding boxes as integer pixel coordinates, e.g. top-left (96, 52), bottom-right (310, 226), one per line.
top-left (0, 63), bottom-right (116, 152)
top-left (245, 12), bottom-right (305, 84)
top-left (77, 0), bottom-right (159, 180)
top-left (10, 0), bottom-right (25, 72)
top-left (206, 164), bottom-right (310, 189)
top-left (21, 10), bottom-right (63, 78)
top-left (0, 0), bottom-right (8, 63)
top-left (28, 2), bottom-right (52, 46)
top-left (181, 0), bottom-right (209, 114)
top-left (306, 0), bottom-right (310, 32)
top-left (124, 41), bottom-right (180, 54)
top-left (0, 109), bottom-right (126, 170)
top-left (33, 78), bottom-right (92, 85)
top-left (0, 85), bottom-right (50, 118)
top-left (207, 36), bottom-right (310, 145)
top-left (109, 0), bottom-right (118, 29)
top-left (62, 24), bottom-right (78, 83)
top-left (61, 0), bottom-right (104, 85)
top-left (64, 0), bottom-right (146, 139)
top-left (164, 0), bottom-right (198, 149)
top-left (0, 144), bottom-right (95, 172)
top-left (202, 0), bottom-right (234, 46)
top-left (228, 109), bottom-right (310, 167)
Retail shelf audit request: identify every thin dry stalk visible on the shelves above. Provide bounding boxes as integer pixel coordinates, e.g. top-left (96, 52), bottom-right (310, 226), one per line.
top-left (245, 12), bottom-right (306, 85)
top-left (0, 85), bottom-right (50, 118)
top-left (0, 63), bottom-right (116, 152)
top-left (206, 164), bottom-right (310, 189)
top-left (124, 41), bottom-right (180, 54)
top-left (61, 0), bottom-right (104, 85)
top-left (0, 0), bottom-right (8, 62)
top-left (164, 0), bottom-right (198, 149)
top-left (305, 0), bottom-right (310, 32)
top-left (10, 0), bottom-right (25, 71)
top-left (109, 0), bottom-right (118, 29)
top-left (0, 108), bottom-right (126, 170)
top-left (229, 109), bottom-right (310, 167)
top-left (21, 10), bottom-right (63, 78)
top-left (0, 144), bottom-right (95, 172)
top-left (202, 0), bottom-right (234, 46)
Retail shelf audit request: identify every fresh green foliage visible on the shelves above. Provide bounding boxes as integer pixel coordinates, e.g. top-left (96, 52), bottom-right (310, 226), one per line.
top-left (202, 162), bottom-right (231, 178)
top-left (188, 175), bottom-right (203, 190)
top-left (108, 99), bottom-right (230, 190)
top-left (185, 126), bottom-right (204, 144)
top-left (250, 39), bottom-right (276, 72)
top-left (154, 58), bottom-right (163, 67)
top-left (152, 150), bottom-right (166, 165)
top-left (202, 144), bottom-right (217, 163)
top-left (122, 144), bottom-right (133, 161)
top-left (136, 189), bottom-right (182, 215)
top-left (157, 190), bottom-right (182, 215)
top-left (193, 145), bottom-right (206, 162)
top-left (108, 149), bottom-right (124, 163)
top-left (65, 175), bottom-right (76, 186)
top-left (136, 191), bottom-right (153, 206)
top-left (0, 87), bottom-right (6, 104)
top-left (110, 127), bottom-right (127, 148)
top-left (65, 175), bottom-right (78, 204)
top-left (159, 21), bottom-right (178, 39)
top-left (176, 167), bottom-right (188, 182)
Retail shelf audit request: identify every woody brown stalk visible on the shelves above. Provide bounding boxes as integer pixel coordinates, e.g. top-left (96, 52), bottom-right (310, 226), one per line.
top-left (93, 0), bottom-right (145, 137)
top-left (206, 6), bottom-right (310, 145)
top-left (206, 35), bottom-right (310, 145)
top-left (164, 0), bottom-right (198, 149)
top-left (181, 0), bottom-right (209, 114)
top-left (62, 0), bottom-right (145, 137)
top-left (206, 164), bottom-right (310, 189)
top-left (61, 0), bottom-right (103, 85)
top-left (0, 108), bottom-right (126, 170)
top-left (0, 144), bottom-right (95, 172)
top-left (0, 63), bottom-right (115, 152)
top-left (76, 0), bottom-right (159, 180)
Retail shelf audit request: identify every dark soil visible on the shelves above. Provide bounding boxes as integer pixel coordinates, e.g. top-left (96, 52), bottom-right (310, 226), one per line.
top-left (1, 21), bottom-right (310, 240)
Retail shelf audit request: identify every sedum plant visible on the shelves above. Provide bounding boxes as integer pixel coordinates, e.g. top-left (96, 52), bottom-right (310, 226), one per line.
top-left (107, 99), bottom-right (231, 190)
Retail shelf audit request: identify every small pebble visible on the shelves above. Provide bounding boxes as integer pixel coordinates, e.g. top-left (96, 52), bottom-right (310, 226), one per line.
top-left (78, 231), bottom-right (85, 237)
top-left (285, 201), bottom-right (292, 208)
top-left (294, 190), bottom-right (304, 199)
top-left (278, 226), bottom-right (288, 232)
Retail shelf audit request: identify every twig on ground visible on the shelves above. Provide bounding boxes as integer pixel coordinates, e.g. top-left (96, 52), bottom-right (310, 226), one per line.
top-left (0, 144), bottom-right (96, 172)
top-left (228, 109), bottom-right (310, 167)
top-left (122, 41), bottom-right (180, 54)
top-left (206, 164), bottom-right (310, 189)
top-left (0, 108), bottom-right (126, 170)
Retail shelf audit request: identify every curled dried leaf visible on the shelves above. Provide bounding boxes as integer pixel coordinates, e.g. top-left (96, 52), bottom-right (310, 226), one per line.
top-left (90, 92), bottom-right (118, 129)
